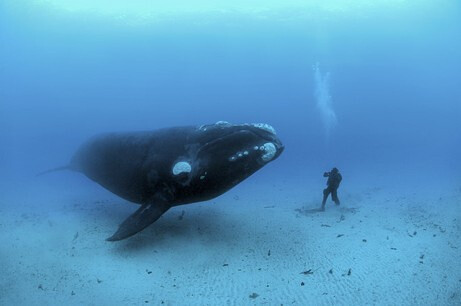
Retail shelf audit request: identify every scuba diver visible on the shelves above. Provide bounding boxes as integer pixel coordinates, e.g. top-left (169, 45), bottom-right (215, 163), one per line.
top-left (321, 167), bottom-right (342, 211)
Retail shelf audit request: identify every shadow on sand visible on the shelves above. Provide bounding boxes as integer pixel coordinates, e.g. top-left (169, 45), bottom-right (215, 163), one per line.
top-left (296, 207), bottom-right (324, 214)
top-left (70, 200), bottom-right (265, 254)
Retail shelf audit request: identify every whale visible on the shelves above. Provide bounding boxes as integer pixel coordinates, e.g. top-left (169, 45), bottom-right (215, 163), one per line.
top-left (43, 121), bottom-right (284, 241)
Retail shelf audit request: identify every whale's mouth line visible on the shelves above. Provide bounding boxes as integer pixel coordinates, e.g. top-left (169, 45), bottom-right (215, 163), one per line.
top-left (197, 128), bottom-right (284, 163)
top-left (250, 128), bottom-right (277, 144)
top-left (197, 129), bottom-right (259, 155)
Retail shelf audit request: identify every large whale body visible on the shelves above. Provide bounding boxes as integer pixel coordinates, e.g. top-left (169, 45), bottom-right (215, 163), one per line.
top-left (64, 121), bottom-right (284, 241)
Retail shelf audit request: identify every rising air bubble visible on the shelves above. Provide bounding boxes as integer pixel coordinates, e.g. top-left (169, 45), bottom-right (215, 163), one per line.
top-left (313, 63), bottom-right (337, 140)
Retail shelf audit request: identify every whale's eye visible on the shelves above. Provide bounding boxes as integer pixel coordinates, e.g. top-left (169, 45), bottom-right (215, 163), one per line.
top-left (172, 161), bottom-right (192, 175)
top-left (261, 143), bottom-right (276, 162)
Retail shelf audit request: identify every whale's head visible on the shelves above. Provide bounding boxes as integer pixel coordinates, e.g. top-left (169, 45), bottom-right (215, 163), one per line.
top-left (171, 121), bottom-right (284, 202)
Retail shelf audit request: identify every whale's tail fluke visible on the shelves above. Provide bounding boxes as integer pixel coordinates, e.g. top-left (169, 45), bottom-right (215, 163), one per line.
top-left (36, 165), bottom-right (71, 177)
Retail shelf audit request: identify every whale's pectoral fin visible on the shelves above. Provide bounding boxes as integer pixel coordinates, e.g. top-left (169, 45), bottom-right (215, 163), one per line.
top-left (106, 200), bottom-right (170, 241)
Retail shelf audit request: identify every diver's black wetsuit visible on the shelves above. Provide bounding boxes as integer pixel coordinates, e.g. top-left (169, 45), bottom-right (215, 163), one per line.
top-left (321, 168), bottom-right (342, 209)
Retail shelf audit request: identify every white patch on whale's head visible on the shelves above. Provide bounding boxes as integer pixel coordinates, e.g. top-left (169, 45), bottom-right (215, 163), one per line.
top-left (261, 142), bottom-right (276, 162)
top-left (251, 123), bottom-right (277, 135)
top-left (215, 120), bottom-right (231, 126)
top-left (198, 121), bottom-right (231, 132)
top-left (172, 161), bottom-right (192, 175)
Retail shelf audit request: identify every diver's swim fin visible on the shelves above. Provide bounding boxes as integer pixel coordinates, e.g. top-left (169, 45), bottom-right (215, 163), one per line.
top-left (106, 201), bottom-right (170, 241)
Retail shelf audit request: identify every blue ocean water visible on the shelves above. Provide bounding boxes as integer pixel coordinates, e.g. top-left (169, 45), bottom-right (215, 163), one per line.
top-left (1, 1), bottom-right (460, 188)
top-left (1, 1), bottom-right (460, 304)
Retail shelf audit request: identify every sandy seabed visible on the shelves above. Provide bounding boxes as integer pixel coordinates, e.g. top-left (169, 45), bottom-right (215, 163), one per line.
top-left (1, 178), bottom-right (460, 306)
